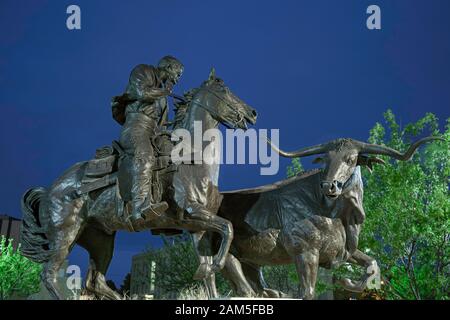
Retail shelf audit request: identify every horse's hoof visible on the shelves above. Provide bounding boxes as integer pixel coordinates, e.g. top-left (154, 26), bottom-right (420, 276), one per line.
top-left (262, 288), bottom-right (287, 298)
top-left (193, 263), bottom-right (213, 280)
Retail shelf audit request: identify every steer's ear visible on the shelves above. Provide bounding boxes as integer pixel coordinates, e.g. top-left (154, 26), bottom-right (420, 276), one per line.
top-left (357, 155), bottom-right (385, 173)
top-left (312, 157), bottom-right (324, 164)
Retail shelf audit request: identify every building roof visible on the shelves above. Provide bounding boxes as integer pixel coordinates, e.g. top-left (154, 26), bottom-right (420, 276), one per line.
top-left (0, 214), bottom-right (21, 221)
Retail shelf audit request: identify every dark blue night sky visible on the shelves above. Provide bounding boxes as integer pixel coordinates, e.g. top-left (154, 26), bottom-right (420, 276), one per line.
top-left (1, 0), bottom-right (449, 286)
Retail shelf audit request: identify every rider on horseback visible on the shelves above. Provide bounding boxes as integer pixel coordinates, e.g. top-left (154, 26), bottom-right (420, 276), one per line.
top-left (112, 55), bottom-right (184, 223)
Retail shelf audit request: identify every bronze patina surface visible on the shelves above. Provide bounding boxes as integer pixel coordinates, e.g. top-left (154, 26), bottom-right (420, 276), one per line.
top-left (200, 136), bottom-right (443, 299)
top-left (19, 67), bottom-right (257, 300)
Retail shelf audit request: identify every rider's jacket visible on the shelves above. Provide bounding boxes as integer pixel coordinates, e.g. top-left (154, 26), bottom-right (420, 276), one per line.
top-left (112, 64), bottom-right (168, 126)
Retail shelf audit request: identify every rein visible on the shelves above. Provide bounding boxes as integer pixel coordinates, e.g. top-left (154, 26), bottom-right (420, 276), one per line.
top-left (202, 87), bottom-right (244, 126)
top-left (173, 86), bottom-right (244, 129)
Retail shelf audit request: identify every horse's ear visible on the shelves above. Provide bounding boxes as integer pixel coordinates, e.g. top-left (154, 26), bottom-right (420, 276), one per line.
top-left (208, 67), bottom-right (216, 81)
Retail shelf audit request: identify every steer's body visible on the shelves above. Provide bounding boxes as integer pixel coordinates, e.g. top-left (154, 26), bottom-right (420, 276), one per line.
top-left (200, 137), bottom-right (442, 299)
top-left (210, 167), bottom-right (366, 298)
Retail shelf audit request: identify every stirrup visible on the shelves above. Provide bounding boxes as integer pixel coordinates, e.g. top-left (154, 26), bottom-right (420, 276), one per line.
top-left (125, 213), bottom-right (144, 232)
top-left (141, 201), bottom-right (169, 220)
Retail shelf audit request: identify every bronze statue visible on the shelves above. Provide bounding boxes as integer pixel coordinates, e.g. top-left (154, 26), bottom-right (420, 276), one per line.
top-left (199, 137), bottom-right (443, 299)
top-left (19, 52), bottom-right (441, 301)
top-left (112, 56), bottom-right (184, 224)
top-left (19, 69), bottom-right (257, 300)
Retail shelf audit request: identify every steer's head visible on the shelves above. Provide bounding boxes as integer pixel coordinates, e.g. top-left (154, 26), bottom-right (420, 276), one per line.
top-left (313, 139), bottom-right (361, 198)
top-left (269, 136), bottom-right (444, 199)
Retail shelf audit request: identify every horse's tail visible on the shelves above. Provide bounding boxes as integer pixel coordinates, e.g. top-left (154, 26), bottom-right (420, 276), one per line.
top-left (20, 187), bottom-right (54, 263)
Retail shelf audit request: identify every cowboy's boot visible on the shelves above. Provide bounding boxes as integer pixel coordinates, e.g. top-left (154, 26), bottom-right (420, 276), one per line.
top-left (127, 146), bottom-right (169, 227)
top-left (129, 196), bottom-right (168, 224)
top-left (128, 199), bottom-right (168, 232)
top-left (140, 195), bottom-right (169, 221)
top-left (129, 174), bottom-right (168, 224)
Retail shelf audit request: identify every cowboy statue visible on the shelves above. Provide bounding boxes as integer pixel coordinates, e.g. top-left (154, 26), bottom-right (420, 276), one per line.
top-left (111, 55), bottom-right (184, 224)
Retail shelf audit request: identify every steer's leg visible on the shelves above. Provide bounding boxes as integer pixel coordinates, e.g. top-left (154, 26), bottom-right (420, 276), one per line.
top-left (338, 249), bottom-right (380, 292)
top-left (349, 249), bottom-right (378, 272)
top-left (293, 251), bottom-right (319, 300)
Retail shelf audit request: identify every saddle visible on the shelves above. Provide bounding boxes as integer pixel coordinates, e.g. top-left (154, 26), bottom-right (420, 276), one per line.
top-left (79, 132), bottom-right (177, 205)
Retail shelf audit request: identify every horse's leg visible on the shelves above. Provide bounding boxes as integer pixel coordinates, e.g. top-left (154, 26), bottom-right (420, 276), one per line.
top-left (337, 249), bottom-right (380, 292)
top-left (219, 254), bottom-right (255, 297)
top-left (189, 208), bottom-right (233, 280)
top-left (200, 256), bottom-right (218, 298)
top-left (192, 232), bottom-right (255, 298)
top-left (77, 226), bottom-right (121, 300)
top-left (240, 263), bottom-right (287, 298)
top-left (192, 232), bottom-right (219, 298)
top-left (41, 200), bottom-right (85, 300)
top-left (293, 251), bottom-right (319, 300)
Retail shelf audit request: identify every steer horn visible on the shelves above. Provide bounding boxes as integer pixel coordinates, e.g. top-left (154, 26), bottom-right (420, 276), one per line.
top-left (266, 138), bottom-right (330, 158)
top-left (267, 136), bottom-right (445, 160)
top-left (357, 136), bottom-right (445, 160)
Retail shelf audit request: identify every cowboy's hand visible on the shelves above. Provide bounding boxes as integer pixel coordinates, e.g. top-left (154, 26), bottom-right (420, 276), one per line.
top-left (165, 81), bottom-right (174, 94)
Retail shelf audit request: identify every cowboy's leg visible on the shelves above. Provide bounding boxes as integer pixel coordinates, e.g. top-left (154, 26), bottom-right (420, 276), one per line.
top-left (120, 114), bottom-right (167, 221)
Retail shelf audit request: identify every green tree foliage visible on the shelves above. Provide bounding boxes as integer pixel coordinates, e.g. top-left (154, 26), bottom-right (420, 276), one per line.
top-left (262, 263), bottom-right (298, 295)
top-left (286, 158), bottom-right (304, 178)
top-left (359, 110), bottom-right (449, 300)
top-left (144, 233), bottom-right (231, 298)
top-left (0, 236), bottom-right (42, 300)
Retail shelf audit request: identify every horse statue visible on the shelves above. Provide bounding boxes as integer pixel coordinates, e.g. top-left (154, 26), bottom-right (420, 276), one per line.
top-left (19, 68), bottom-right (257, 300)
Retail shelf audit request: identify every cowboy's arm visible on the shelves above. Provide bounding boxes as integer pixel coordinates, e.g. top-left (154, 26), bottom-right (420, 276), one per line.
top-left (139, 87), bottom-right (171, 102)
top-left (128, 64), bottom-right (171, 102)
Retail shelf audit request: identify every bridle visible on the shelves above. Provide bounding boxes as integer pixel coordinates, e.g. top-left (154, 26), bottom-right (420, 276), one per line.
top-left (196, 87), bottom-right (245, 127)
top-left (174, 85), bottom-right (246, 129)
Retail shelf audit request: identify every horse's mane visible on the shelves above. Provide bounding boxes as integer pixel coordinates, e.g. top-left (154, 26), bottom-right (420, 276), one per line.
top-left (172, 88), bottom-right (200, 129)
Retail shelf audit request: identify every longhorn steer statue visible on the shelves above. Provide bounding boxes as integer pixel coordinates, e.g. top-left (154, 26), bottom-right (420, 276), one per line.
top-left (201, 136), bottom-right (443, 299)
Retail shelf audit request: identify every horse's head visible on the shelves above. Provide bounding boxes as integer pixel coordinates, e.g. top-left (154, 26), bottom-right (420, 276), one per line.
top-left (193, 68), bottom-right (257, 129)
